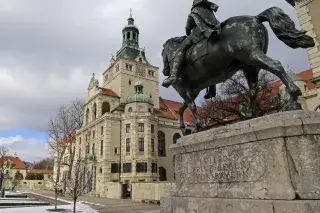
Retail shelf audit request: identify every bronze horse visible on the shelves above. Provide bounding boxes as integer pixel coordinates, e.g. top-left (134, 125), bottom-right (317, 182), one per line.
top-left (161, 7), bottom-right (315, 135)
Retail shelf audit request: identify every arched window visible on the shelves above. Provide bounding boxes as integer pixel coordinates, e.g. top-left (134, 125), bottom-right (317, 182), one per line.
top-left (139, 58), bottom-right (142, 63)
top-left (101, 102), bottom-right (110, 115)
top-left (158, 131), bottom-right (166, 157)
top-left (127, 32), bottom-right (131, 40)
top-left (159, 167), bottom-right (167, 181)
top-left (173, 133), bottom-right (181, 144)
top-left (86, 108), bottom-right (90, 124)
top-left (92, 103), bottom-right (97, 120)
top-left (133, 33), bottom-right (136, 40)
top-left (123, 33), bottom-right (125, 41)
top-left (128, 107), bottom-right (132, 113)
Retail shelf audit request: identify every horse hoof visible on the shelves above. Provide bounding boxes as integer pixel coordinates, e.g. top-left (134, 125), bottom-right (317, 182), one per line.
top-left (183, 129), bottom-right (192, 136)
top-left (285, 102), bottom-right (302, 111)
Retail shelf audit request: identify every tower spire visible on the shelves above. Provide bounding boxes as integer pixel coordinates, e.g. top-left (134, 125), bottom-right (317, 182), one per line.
top-left (122, 8), bottom-right (139, 48)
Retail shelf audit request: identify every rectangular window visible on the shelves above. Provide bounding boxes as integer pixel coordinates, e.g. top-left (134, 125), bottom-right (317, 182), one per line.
top-left (105, 74), bottom-right (108, 81)
top-left (92, 131), bottom-right (95, 139)
top-left (92, 144), bottom-right (95, 155)
top-left (151, 139), bottom-right (155, 153)
top-left (126, 63), bottom-right (133, 71)
top-left (126, 124), bottom-right (131, 133)
top-left (100, 140), bottom-right (103, 156)
top-left (79, 148), bottom-right (81, 158)
top-left (126, 138), bottom-right (131, 153)
top-left (116, 64), bottom-right (120, 72)
top-left (111, 163), bottom-right (120, 173)
top-left (101, 126), bottom-right (104, 135)
top-left (152, 163), bottom-right (157, 173)
top-left (151, 125), bottom-right (154, 134)
top-left (86, 145), bottom-right (89, 154)
top-left (148, 70), bottom-right (154, 77)
top-left (79, 137), bottom-right (81, 144)
top-left (136, 162), bottom-right (148, 173)
top-left (138, 123), bottom-right (144, 132)
top-left (138, 138), bottom-right (144, 152)
top-left (123, 163), bottom-right (132, 173)
top-left (114, 147), bottom-right (119, 155)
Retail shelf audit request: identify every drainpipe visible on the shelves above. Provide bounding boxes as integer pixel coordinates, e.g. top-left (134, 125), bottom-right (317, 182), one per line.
top-left (118, 121), bottom-right (122, 182)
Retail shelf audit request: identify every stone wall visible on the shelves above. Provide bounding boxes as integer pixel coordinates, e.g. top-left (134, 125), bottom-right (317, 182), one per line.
top-left (132, 182), bottom-right (175, 202)
top-left (101, 182), bottom-right (122, 199)
top-left (20, 180), bottom-right (46, 190)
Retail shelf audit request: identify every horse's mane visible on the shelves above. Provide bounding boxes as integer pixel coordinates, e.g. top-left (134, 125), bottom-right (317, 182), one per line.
top-left (163, 36), bottom-right (187, 47)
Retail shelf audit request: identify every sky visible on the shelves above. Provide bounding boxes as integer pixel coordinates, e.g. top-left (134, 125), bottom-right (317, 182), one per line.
top-left (0, 0), bottom-right (311, 162)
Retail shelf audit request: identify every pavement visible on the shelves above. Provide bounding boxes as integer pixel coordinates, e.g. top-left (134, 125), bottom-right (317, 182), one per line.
top-left (25, 190), bottom-right (160, 213)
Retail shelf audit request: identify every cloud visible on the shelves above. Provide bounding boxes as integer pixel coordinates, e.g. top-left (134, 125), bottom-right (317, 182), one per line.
top-left (0, 0), bottom-right (310, 132)
top-left (0, 135), bottom-right (50, 162)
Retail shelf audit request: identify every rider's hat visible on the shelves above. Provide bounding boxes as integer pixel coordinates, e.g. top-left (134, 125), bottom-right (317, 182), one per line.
top-left (192, 0), bottom-right (207, 7)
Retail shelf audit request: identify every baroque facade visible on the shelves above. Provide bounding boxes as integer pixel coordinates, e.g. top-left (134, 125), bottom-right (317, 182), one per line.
top-left (67, 12), bottom-right (194, 194)
top-left (290, 0), bottom-right (320, 111)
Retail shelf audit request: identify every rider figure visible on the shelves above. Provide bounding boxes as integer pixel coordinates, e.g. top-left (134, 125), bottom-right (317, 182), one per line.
top-left (162, 0), bottom-right (221, 88)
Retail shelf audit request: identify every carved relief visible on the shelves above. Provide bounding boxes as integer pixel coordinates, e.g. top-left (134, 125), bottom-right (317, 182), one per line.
top-left (177, 145), bottom-right (267, 184)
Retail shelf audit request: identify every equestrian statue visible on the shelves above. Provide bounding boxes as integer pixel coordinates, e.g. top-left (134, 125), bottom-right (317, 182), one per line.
top-left (161, 0), bottom-right (315, 135)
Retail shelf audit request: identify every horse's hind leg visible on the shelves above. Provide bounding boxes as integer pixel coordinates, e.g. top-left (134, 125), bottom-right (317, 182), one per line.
top-left (247, 50), bottom-right (302, 110)
top-left (242, 66), bottom-right (260, 117)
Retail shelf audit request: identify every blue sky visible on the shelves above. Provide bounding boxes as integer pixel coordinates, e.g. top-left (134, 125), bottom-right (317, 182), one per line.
top-left (0, 0), bottom-right (310, 162)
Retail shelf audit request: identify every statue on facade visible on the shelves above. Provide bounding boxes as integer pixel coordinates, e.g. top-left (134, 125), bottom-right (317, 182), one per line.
top-left (161, 1), bottom-right (315, 135)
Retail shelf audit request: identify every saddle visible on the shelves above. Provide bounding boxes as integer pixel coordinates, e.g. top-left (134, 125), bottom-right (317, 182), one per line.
top-left (186, 38), bottom-right (209, 64)
top-left (166, 37), bottom-right (210, 66)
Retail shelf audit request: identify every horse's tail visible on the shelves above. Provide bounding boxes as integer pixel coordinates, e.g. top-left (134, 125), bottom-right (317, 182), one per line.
top-left (256, 7), bottom-right (315, 49)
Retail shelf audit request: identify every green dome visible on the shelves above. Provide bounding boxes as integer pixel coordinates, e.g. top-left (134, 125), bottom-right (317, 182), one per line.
top-left (126, 93), bottom-right (153, 104)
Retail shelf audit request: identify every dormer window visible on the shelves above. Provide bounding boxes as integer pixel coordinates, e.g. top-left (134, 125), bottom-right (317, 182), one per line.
top-left (148, 70), bottom-right (155, 77)
top-left (139, 58), bottom-right (142, 63)
top-left (116, 64), bottom-right (120, 72)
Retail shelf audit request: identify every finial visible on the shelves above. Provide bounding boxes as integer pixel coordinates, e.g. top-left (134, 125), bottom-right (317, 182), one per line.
top-left (92, 73), bottom-right (95, 78)
top-left (129, 8), bottom-right (133, 18)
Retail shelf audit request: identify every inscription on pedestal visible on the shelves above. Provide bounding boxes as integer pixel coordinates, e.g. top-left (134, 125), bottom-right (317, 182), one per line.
top-left (177, 145), bottom-right (267, 184)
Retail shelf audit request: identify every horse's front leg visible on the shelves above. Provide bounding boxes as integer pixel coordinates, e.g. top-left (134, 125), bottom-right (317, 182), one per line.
top-left (185, 93), bottom-right (202, 133)
top-left (179, 102), bottom-right (188, 135)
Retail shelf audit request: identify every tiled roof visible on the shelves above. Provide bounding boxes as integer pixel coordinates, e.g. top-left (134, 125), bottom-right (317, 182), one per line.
top-left (29, 169), bottom-right (53, 175)
top-left (159, 98), bottom-right (199, 124)
top-left (100, 88), bottom-right (119, 97)
top-left (0, 157), bottom-right (26, 169)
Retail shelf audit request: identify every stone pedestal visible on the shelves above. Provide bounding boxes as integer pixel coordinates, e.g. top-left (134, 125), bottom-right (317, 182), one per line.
top-left (161, 111), bottom-right (320, 213)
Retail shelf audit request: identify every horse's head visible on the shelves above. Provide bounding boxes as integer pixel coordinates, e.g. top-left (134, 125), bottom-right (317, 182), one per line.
top-left (162, 36), bottom-right (187, 77)
top-left (162, 40), bottom-right (171, 77)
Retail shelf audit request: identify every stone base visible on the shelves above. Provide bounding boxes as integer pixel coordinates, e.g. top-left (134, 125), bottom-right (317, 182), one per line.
top-left (161, 197), bottom-right (320, 213)
top-left (161, 111), bottom-right (320, 212)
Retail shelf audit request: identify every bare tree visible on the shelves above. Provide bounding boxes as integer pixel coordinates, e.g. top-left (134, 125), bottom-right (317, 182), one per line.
top-left (11, 171), bottom-right (24, 191)
top-left (0, 147), bottom-right (9, 195)
top-left (66, 158), bottom-right (92, 213)
top-left (201, 71), bottom-right (287, 128)
top-left (32, 158), bottom-right (54, 170)
top-left (47, 99), bottom-right (84, 210)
